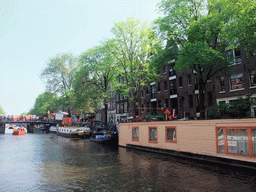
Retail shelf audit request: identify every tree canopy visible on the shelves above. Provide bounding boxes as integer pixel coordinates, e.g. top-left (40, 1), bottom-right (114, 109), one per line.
top-left (29, 92), bottom-right (59, 117)
top-left (41, 53), bottom-right (78, 94)
top-left (109, 17), bottom-right (160, 115)
top-left (0, 105), bottom-right (5, 115)
top-left (78, 40), bottom-right (118, 125)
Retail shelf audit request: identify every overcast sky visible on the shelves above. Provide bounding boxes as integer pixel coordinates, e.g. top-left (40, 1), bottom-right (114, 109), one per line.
top-left (0, 0), bottom-right (160, 115)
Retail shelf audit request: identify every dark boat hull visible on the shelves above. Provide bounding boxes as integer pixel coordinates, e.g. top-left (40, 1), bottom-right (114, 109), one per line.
top-left (90, 133), bottom-right (118, 144)
top-left (57, 132), bottom-right (91, 138)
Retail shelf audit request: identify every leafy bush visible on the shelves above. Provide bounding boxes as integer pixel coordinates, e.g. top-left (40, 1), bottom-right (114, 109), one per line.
top-left (209, 96), bottom-right (254, 119)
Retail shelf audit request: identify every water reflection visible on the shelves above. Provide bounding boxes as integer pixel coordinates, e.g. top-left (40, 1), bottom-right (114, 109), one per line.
top-left (1, 132), bottom-right (256, 191)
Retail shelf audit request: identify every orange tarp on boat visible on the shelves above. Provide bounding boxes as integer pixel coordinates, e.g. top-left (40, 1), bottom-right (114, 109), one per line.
top-left (62, 117), bottom-right (72, 125)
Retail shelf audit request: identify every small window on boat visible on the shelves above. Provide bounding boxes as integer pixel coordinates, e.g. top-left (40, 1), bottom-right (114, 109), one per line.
top-left (132, 127), bottom-right (139, 141)
top-left (149, 127), bottom-right (157, 143)
top-left (166, 127), bottom-right (176, 143)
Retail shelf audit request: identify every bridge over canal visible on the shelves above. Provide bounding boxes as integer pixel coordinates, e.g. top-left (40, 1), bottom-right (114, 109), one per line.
top-left (0, 121), bottom-right (54, 134)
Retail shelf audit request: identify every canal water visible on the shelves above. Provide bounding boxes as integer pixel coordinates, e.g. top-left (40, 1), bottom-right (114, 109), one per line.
top-left (1, 129), bottom-right (256, 192)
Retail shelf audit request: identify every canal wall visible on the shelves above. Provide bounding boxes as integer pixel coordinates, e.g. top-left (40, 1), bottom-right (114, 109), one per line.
top-left (119, 118), bottom-right (256, 168)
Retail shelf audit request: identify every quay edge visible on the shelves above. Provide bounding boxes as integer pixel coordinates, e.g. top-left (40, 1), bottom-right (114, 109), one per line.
top-left (118, 119), bottom-right (256, 170)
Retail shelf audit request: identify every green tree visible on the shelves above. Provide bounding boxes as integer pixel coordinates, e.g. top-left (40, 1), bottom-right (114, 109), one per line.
top-left (41, 53), bottom-right (78, 116)
top-left (29, 92), bottom-right (59, 117)
top-left (72, 64), bottom-right (101, 115)
top-left (110, 17), bottom-right (159, 116)
top-left (21, 112), bottom-right (29, 116)
top-left (0, 105), bottom-right (5, 114)
top-left (79, 40), bottom-right (118, 125)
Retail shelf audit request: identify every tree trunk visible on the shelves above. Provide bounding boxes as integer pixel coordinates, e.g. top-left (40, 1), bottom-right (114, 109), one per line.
top-left (104, 76), bottom-right (108, 127)
top-left (198, 78), bottom-right (205, 119)
top-left (104, 102), bottom-right (108, 127)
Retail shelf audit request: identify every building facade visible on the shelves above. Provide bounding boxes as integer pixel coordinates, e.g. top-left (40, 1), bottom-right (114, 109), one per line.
top-left (137, 48), bottom-right (256, 119)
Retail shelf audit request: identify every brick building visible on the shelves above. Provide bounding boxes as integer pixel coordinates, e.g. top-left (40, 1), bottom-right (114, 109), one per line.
top-left (137, 49), bottom-right (256, 119)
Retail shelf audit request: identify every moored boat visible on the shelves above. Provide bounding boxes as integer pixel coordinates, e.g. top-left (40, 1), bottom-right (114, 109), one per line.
top-left (90, 128), bottom-right (118, 144)
top-left (49, 125), bottom-right (57, 133)
top-left (57, 126), bottom-right (92, 138)
top-left (13, 127), bottom-right (26, 135)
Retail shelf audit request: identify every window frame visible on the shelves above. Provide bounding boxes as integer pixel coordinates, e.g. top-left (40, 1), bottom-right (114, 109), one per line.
top-left (148, 127), bottom-right (158, 143)
top-left (216, 126), bottom-right (256, 158)
top-left (226, 49), bottom-right (242, 65)
top-left (132, 126), bottom-right (139, 141)
top-left (165, 126), bottom-right (177, 143)
top-left (229, 73), bottom-right (245, 91)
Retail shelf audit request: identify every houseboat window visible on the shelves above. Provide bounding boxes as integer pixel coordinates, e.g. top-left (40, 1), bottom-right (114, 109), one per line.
top-left (132, 127), bottom-right (139, 141)
top-left (218, 128), bottom-right (224, 153)
top-left (251, 129), bottom-right (256, 156)
top-left (166, 127), bottom-right (176, 142)
top-left (149, 127), bottom-right (157, 142)
top-left (227, 129), bottom-right (249, 155)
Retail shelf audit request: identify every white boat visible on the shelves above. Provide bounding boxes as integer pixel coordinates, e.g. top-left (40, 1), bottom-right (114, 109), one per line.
top-left (49, 126), bottom-right (57, 133)
top-left (56, 126), bottom-right (92, 138)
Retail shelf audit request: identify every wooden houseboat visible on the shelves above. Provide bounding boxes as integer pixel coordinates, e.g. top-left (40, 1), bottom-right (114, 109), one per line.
top-left (119, 118), bottom-right (256, 169)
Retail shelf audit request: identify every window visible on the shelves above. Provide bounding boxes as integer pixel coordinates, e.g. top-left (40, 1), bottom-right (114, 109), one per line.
top-left (117, 103), bottom-right (119, 114)
top-left (120, 103), bottom-right (124, 113)
top-left (219, 77), bottom-right (225, 92)
top-left (158, 82), bottom-right (161, 92)
top-left (217, 128), bottom-right (224, 153)
top-left (146, 87), bottom-right (149, 94)
top-left (227, 129), bottom-right (249, 155)
top-left (166, 127), bottom-right (177, 143)
top-left (226, 49), bottom-right (242, 64)
top-left (149, 127), bottom-right (157, 143)
top-left (164, 81), bottom-right (168, 90)
top-left (170, 79), bottom-right (177, 94)
top-left (230, 73), bottom-right (244, 90)
top-left (216, 127), bottom-right (256, 157)
top-left (250, 70), bottom-right (256, 87)
top-left (169, 65), bottom-right (176, 76)
top-left (124, 102), bottom-right (127, 112)
top-left (189, 95), bottom-right (193, 108)
top-left (151, 85), bottom-right (156, 94)
top-left (252, 129), bottom-right (256, 156)
top-left (178, 77), bottom-right (183, 87)
top-left (132, 127), bottom-right (139, 141)
top-left (187, 74), bottom-right (192, 85)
